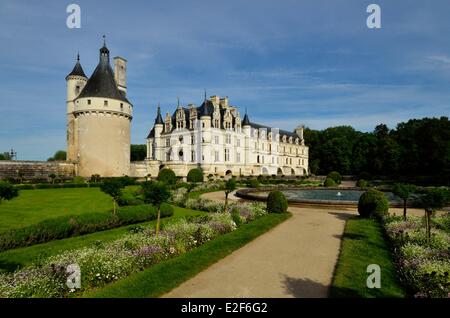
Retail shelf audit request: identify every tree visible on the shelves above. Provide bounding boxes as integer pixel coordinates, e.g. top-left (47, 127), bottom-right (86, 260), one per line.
top-left (130, 144), bottom-right (147, 161)
top-left (187, 168), bottom-right (204, 183)
top-left (0, 152), bottom-right (11, 160)
top-left (141, 181), bottom-right (171, 235)
top-left (223, 178), bottom-right (237, 213)
top-left (0, 181), bottom-right (19, 204)
top-left (48, 173), bottom-right (57, 184)
top-left (157, 169), bottom-right (177, 186)
top-left (267, 190), bottom-right (288, 213)
top-left (392, 183), bottom-right (416, 220)
top-left (419, 188), bottom-right (450, 244)
top-left (100, 179), bottom-right (125, 214)
top-left (47, 150), bottom-right (66, 161)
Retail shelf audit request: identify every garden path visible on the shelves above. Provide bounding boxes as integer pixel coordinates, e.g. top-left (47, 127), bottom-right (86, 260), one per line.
top-left (163, 191), bottom-right (357, 298)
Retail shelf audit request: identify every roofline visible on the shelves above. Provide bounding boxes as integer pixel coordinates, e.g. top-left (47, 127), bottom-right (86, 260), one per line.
top-left (113, 56), bottom-right (127, 62)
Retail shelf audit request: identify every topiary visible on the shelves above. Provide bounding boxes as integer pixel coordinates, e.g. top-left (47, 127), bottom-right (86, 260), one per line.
top-left (267, 190), bottom-right (288, 214)
top-left (327, 171), bottom-right (342, 184)
top-left (358, 189), bottom-right (389, 219)
top-left (247, 179), bottom-right (260, 188)
top-left (324, 177), bottom-right (336, 187)
top-left (157, 169), bottom-right (177, 185)
top-left (187, 168), bottom-right (204, 183)
top-left (356, 179), bottom-right (368, 188)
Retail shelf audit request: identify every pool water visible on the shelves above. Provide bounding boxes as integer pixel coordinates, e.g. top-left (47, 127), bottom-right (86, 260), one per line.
top-left (278, 189), bottom-right (400, 203)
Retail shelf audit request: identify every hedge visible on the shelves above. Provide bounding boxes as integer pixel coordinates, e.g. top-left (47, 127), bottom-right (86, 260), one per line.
top-left (0, 204), bottom-right (173, 252)
top-left (358, 189), bottom-right (389, 219)
top-left (187, 168), bottom-right (204, 183)
top-left (14, 183), bottom-right (102, 190)
top-left (267, 190), bottom-right (288, 213)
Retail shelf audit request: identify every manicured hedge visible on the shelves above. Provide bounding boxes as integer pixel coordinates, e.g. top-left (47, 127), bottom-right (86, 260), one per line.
top-left (267, 190), bottom-right (288, 213)
top-left (0, 204), bottom-right (173, 252)
top-left (14, 183), bottom-right (102, 190)
top-left (358, 189), bottom-right (389, 219)
top-left (187, 168), bottom-right (204, 183)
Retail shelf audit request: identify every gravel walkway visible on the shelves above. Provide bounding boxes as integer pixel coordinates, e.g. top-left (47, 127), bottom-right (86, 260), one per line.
top-left (163, 191), bottom-right (357, 298)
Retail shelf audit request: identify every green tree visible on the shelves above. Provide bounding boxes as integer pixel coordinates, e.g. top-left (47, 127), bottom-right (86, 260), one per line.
top-left (0, 152), bottom-right (11, 160)
top-left (130, 144), bottom-right (147, 161)
top-left (157, 169), bottom-right (177, 186)
top-left (47, 150), bottom-right (66, 161)
top-left (48, 173), bottom-right (57, 184)
top-left (392, 183), bottom-right (416, 220)
top-left (100, 179), bottom-right (125, 214)
top-left (0, 181), bottom-right (19, 204)
top-left (419, 188), bottom-right (450, 244)
top-left (224, 178), bottom-right (237, 213)
top-left (141, 181), bottom-right (171, 235)
top-left (187, 168), bottom-right (204, 183)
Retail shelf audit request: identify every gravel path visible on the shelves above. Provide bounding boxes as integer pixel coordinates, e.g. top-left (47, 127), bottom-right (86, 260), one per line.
top-left (163, 191), bottom-right (357, 298)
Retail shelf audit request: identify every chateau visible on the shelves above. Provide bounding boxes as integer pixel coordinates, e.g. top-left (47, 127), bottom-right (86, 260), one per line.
top-left (65, 41), bottom-right (309, 178)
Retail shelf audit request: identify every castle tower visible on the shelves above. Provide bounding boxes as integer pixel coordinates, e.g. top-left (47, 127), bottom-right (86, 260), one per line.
top-left (67, 40), bottom-right (132, 177)
top-left (66, 54), bottom-right (88, 162)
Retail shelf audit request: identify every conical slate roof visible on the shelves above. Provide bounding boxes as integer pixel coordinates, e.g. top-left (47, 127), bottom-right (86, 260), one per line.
top-left (242, 113), bottom-right (250, 126)
top-left (155, 106), bottom-right (164, 124)
top-left (66, 54), bottom-right (87, 79)
top-left (77, 44), bottom-right (130, 103)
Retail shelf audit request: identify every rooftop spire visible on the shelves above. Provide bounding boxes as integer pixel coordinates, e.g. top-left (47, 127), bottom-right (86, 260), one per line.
top-left (66, 52), bottom-right (87, 79)
top-left (103, 34), bottom-right (106, 46)
top-left (155, 104), bottom-right (164, 125)
top-left (242, 109), bottom-right (250, 126)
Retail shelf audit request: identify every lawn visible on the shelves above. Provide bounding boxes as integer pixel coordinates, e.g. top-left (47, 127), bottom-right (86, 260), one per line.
top-left (0, 188), bottom-right (113, 231)
top-left (330, 217), bottom-right (405, 298)
top-left (0, 206), bottom-right (204, 273)
top-left (85, 212), bottom-right (291, 298)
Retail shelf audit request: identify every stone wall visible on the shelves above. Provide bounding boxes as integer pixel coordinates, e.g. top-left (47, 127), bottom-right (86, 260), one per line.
top-left (0, 161), bottom-right (76, 180)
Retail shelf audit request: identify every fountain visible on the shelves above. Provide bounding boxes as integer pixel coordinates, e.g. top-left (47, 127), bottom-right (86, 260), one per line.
top-left (336, 191), bottom-right (342, 197)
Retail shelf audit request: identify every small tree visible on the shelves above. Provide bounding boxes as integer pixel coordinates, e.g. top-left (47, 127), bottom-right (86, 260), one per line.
top-left (358, 189), bottom-right (389, 219)
top-left (90, 174), bottom-right (101, 183)
top-left (187, 168), bottom-right (204, 183)
top-left (0, 181), bottom-right (19, 204)
top-left (327, 171), bottom-right (342, 184)
top-left (224, 178), bottom-right (237, 213)
top-left (100, 178), bottom-right (125, 214)
top-left (392, 183), bottom-right (416, 220)
top-left (142, 181), bottom-right (171, 235)
top-left (157, 169), bottom-right (177, 186)
top-left (419, 188), bottom-right (449, 244)
top-left (267, 190), bottom-right (288, 213)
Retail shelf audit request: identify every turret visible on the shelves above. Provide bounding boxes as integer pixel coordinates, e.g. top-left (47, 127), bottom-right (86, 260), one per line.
top-left (154, 106), bottom-right (164, 136)
top-left (295, 124), bottom-right (305, 145)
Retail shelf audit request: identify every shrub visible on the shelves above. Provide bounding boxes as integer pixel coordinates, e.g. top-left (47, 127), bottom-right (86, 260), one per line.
top-left (327, 171), bottom-right (342, 184)
top-left (0, 204), bottom-right (173, 252)
top-left (187, 168), bottom-right (204, 183)
top-left (0, 181), bottom-right (19, 203)
top-left (267, 190), bottom-right (288, 214)
top-left (157, 169), bottom-right (177, 185)
top-left (324, 177), bottom-right (336, 187)
top-left (357, 189), bottom-right (389, 219)
top-left (247, 179), bottom-right (260, 188)
top-left (72, 176), bottom-right (85, 184)
top-left (356, 179), bottom-right (368, 188)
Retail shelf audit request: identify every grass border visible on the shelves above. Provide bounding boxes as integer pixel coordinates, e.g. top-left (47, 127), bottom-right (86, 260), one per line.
top-left (84, 212), bottom-right (291, 298)
top-left (329, 216), bottom-right (406, 298)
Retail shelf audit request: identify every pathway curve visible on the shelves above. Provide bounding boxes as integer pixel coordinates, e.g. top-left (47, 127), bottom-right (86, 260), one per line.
top-left (163, 191), bottom-right (357, 298)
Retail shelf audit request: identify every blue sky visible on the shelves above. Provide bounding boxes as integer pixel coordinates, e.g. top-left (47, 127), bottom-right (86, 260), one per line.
top-left (0, 0), bottom-right (450, 160)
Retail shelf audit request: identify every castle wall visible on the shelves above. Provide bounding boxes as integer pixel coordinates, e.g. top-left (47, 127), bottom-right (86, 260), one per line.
top-left (0, 161), bottom-right (75, 180)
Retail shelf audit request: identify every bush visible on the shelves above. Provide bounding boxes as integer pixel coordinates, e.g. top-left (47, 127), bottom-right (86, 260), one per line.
top-left (356, 179), bottom-right (368, 188)
top-left (267, 190), bottom-right (288, 214)
top-left (358, 189), bottom-right (389, 219)
top-left (247, 179), bottom-right (260, 188)
top-left (324, 177), bottom-right (336, 187)
top-left (327, 171), bottom-right (342, 184)
top-left (72, 176), bottom-right (85, 184)
top-left (0, 204), bottom-right (173, 252)
top-left (157, 169), bottom-right (177, 185)
top-left (187, 168), bottom-right (204, 183)
top-left (0, 181), bottom-right (19, 203)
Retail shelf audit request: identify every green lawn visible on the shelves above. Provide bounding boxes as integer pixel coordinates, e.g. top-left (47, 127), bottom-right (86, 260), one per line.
top-left (330, 217), bottom-right (405, 298)
top-left (0, 206), bottom-right (204, 273)
top-left (0, 188), bottom-right (113, 231)
top-left (85, 212), bottom-right (291, 298)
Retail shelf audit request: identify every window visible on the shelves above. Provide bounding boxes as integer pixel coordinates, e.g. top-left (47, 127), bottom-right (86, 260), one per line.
top-left (226, 134), bottom-right (231, 144)
top-left (104, 100), bottom-right (108, 106)
top-left (202, 122), bottom-right (205, 128)
top-left (75, 86), bottom-right (80, 94)
top-left (214, 151), bottom-right (220, 162)
top-left (214, 136), bottom-right (219, 144)
top-left (236, 138), bottom-right (240, 147)
top-left (262, 143), bottom-right (264, 151)
top-left (257, 155), bottom-right (260, 164)
top-left (87, 99), bottom-right (91, 105)
top-left (191, 135), bottom-right (195, 145)
top-left (191, 150), bottom-right (195, 162)
top-left (224, 149), bottom-right (230, 162)
top-left (120, 103), bottom-right (124, 111)
top-left (236, 152), bottom-right (241, 163)
top-left (166, 138), bottom-right (170, 147)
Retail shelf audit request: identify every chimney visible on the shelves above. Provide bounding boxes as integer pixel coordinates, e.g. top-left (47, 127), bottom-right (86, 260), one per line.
top-left (210, 95), bottom-right (220, 105)
top-left (295, 124), bottom-right (304, 140)
top-left (114, 56), bottom-right (127, 96)
top-left (219, 97), bottom-right (229, 108)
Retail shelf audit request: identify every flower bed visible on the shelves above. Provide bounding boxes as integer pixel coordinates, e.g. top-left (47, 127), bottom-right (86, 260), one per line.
top-left (384, 214), bottom-right (450, 298)
top-left (0, 198), bottom-right (267, 298)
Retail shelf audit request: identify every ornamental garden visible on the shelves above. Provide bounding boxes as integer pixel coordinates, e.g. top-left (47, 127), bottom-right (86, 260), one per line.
top-left (0, 166), bottom-right (449, 298)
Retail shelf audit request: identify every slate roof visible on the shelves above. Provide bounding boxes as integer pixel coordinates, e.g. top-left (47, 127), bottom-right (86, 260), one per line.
top-left (66, 55), bottom-right (87, 79)
top-left (76, 45), bottom-right (130, 104)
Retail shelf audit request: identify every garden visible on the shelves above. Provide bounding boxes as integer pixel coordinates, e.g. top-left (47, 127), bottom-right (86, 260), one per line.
top-left (0, 170), bottom-right (291, 298)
